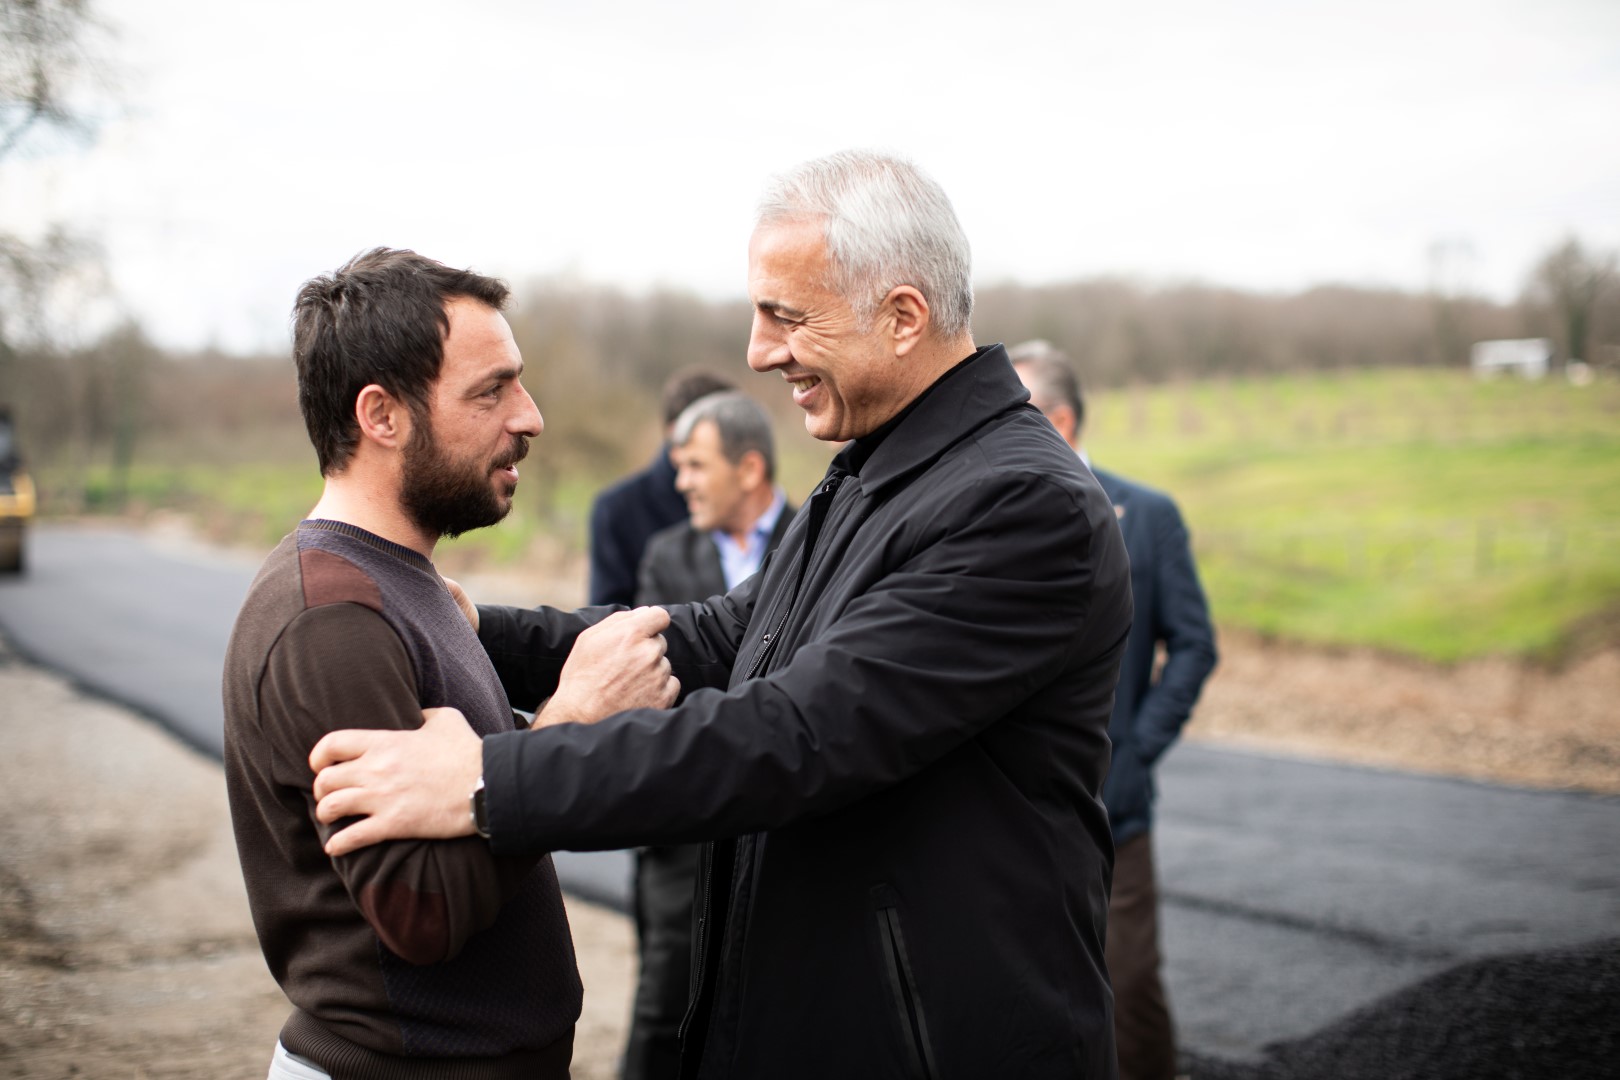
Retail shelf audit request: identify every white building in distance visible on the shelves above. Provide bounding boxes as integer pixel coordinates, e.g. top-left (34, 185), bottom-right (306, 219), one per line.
top-left (1470, 338), bottom-right (1553, 380)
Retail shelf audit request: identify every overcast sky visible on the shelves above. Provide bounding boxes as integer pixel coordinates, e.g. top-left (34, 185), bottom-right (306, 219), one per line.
top-left (5, 0), bottom-right (1618, 352)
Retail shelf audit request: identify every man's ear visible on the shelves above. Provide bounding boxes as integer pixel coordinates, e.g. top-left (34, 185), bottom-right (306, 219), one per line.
top-left (737, 449), bottom-right (768, 492)
top-left (882, 285), bottom-right (930, 357)
top-left (355, 384), bottom-right (412, 450)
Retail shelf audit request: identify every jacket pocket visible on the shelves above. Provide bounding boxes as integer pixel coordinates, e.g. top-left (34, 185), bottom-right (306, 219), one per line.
top-left (871, 885), bottom-right (939, 1080)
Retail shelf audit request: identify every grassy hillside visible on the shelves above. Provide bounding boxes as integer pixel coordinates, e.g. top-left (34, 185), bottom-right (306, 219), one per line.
top-left (1085, 368), bottom-right (1620, 662)
top-left (45, 366), bottom-right (1620, 664)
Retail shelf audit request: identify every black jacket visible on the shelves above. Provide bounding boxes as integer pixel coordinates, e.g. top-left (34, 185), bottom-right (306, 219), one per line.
top-left (1092, 468), bottom-right (1218, 845)
top-left (478, 345), bottom-right (1132, 1079)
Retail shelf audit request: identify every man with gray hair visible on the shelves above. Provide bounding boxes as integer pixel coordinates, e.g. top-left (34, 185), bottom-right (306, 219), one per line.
top-left (624, 390), bottom-right (795, 1080)
top-left (309, 151), bottom-right (1133, 1079)
top-left (640, 392), bottom-right (792, 610)
top-left (588, 368), bottom-right (736, 607)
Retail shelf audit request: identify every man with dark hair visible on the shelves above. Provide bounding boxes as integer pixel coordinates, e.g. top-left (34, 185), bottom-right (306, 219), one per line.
top-left (309, 155), bottom-right (1133, 1079)
top-left (1011, 339), bottom-right (1219, 1080)
top-left (223, 247), bottom-right (678, 1080)
top-left (623, 390), bottom-right (795, 1080)
top-left (587, 367), bottom-right (736, 607)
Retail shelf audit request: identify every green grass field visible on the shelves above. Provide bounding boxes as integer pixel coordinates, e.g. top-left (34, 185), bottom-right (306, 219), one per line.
top-left (1084, 368), bottom-right (1620, 662)
top-left (46, 367), bottom-right (1620, 664)
top-left (58, 453), bottom-right (603, 570)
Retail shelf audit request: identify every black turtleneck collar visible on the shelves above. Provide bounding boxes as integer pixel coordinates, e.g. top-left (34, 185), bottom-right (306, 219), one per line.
top-left (832, 345), bottom-right (990, 478)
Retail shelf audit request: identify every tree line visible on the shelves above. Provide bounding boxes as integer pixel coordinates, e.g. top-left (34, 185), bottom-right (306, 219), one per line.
top-left (2, 1), bottom-right (1617, 510)
top-left (3, 239), bottom-right (1618, 509)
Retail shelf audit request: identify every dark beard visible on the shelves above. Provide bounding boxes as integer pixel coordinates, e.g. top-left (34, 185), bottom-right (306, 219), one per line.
top-left (400, 421), bottom-right (528, 540)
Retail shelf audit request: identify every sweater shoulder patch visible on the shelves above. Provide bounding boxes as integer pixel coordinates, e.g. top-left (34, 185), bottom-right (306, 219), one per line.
top-left (299, 548), bottom-right (384, 613)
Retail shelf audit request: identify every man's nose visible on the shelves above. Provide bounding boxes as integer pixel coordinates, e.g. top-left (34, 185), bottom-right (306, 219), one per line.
top-left (512, 384), bottom-right (543, 436)
top-left (747, 317), bottom-right (784, 372)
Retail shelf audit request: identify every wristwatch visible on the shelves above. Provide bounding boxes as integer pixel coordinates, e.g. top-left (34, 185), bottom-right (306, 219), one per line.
top-left (470, 777), bottom-right (491, 840)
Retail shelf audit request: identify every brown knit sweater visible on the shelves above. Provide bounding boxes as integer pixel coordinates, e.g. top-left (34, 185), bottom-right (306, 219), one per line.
top-left (222, 520), bottom-right (581, 1079)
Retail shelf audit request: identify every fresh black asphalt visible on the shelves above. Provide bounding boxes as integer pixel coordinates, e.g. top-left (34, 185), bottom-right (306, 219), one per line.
top-left (3, 523), bottom-right (1617, 1074)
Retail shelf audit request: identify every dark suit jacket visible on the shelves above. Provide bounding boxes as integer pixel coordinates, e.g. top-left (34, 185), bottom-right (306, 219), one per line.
top-left (588, 448), bottom-right (689, 607)
top-left (635, 502), bottom-right (797, 609)
top-left (1093, 466), bottom-right (1218, 844)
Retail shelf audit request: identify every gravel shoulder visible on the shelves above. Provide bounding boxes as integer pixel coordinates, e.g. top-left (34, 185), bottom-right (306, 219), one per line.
top-left (0, 642), bottom-right (635, 1079)
top-left (1189, 631), bottom-right (1620, 796)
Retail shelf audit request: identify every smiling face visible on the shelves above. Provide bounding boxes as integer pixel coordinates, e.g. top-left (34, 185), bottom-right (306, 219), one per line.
top-left (673, 418), bottom-right (759, 535)
top-left (399, 297), bottom-right (543, 539)
top-left (746, 218), bottom-right (917, 443)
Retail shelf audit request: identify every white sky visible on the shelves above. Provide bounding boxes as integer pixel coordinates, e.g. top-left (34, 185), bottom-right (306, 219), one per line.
top-left (4, 0), bottom-right (1618, 352)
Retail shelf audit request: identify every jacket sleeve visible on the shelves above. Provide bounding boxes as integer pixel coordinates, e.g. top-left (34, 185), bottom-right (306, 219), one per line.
top-left (481, 469), bottom-right (1124, 854)
top-left (260, 602), bottom-right (537, 964)
top-left (1132, 497), bottom-right (1218, 766)
top-left (478, 566), bottom-right (758, 714)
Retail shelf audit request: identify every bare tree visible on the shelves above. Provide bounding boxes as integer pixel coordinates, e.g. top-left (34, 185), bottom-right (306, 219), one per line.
top-left (0, 0), bottom-right (103, 161)
top-left (0, 0), bottom-right (118, 472)
top-left (1524, 236), bottom-right (1617, 368)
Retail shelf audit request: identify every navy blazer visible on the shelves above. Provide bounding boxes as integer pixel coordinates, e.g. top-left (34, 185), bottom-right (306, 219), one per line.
top-left (1093, 466), bottom-right (1218, 844)
top-left (587, 447), bottom-right (690, 607)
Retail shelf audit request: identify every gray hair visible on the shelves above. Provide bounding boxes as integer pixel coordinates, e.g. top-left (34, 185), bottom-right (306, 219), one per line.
top-left (672, 391), bottom-right (777, 482)
top-left (1008, 339), bottom-right (1085, 437)
top-left (756, 150), bottom-right (974, 339)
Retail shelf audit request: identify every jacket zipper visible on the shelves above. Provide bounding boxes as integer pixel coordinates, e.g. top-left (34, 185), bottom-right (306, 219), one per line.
top-left (742, 473), bottom-right (843, 681)
top-left (677, 846), bottom-right (714, 1041)
top-left (676, 472), bottom-right (846, 1074)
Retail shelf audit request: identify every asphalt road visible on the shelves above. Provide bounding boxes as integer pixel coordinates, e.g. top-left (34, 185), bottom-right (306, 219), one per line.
top-left (3, 522), bottom-right (1617, 1070)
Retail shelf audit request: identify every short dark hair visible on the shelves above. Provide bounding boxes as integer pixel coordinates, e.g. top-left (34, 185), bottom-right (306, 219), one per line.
top-left (292, 247), bottom-right (511, 475)
top-left (1007, 339), bottom-right (1085, 438)
top-left (672, 391), bottom-right (777, 482)
top-left (660, 368), bottom-right (736, 429)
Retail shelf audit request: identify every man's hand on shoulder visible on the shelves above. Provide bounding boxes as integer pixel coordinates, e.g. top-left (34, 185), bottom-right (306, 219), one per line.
top-left (310, 706), bottom-right (482, 857)
top-left (538, 606), bottom-right (680, 727)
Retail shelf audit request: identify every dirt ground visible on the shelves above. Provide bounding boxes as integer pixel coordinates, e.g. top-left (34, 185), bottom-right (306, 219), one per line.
top-left (0, 643), bottom-right (635, 1079)
top-left (1189, 631), bottom-right (1620, 796)
top-left (1, 619), bottom-right (1615, 1078)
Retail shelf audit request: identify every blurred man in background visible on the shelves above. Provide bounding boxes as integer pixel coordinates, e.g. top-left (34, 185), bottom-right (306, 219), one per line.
top-left (1011, 339), bottom-right (1219, 1080)
top-left (624, 389), bottom-right (796, 1080)
top-left (588, 368), bottom-right (735, 606)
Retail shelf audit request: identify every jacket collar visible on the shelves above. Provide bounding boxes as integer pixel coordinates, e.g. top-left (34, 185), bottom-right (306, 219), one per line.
top-left (833, 343), bottom-right (1028, 497)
